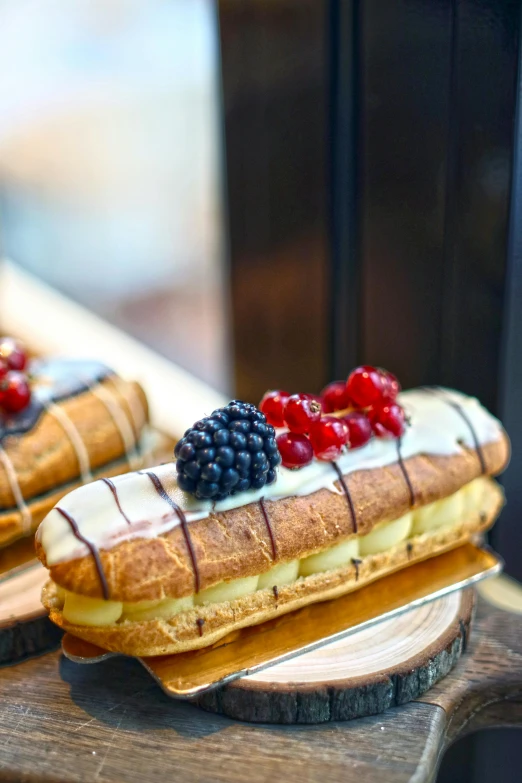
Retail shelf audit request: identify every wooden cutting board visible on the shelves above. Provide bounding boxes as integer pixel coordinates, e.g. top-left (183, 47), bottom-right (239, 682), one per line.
top-left (0, 587), bottom-right (521, 783)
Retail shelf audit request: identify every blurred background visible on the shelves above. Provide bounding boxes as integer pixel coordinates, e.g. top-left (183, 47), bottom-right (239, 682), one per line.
top-left (0, 0), bottom-right (229, 391)
top-left (0, 1), bottom-right (521, 778)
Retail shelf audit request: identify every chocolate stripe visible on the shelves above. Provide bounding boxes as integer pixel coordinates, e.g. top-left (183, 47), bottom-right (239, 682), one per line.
top-left (422, 386), bottom-right (486, 474)
top-left (351, 557), bottom-right (362, 582)
top-left (140, 470), bottom-right (201, 593)
top-left (101, 478), bottom-right (132, 525)
top-left (332, 461), bottom-right (358, 533)
top-left (446, 401), bottom-right (487, 474)
top-left (259, 498), bottom-right (277, 560)
top-left (56, 507), bottom-right (109, 599)
top-left (396, 439), bottom-right (416, 507)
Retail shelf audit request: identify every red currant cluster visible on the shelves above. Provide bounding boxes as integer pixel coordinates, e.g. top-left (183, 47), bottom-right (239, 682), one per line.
top-left (0, 338), bottom-right (31, 414)
top-left (259, 365), bottom-right (406, 469)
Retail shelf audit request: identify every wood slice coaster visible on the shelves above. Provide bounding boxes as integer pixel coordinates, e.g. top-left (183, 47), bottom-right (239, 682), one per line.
top-left (0, 564), bottom-right (60, 665)
top-left (197, 589), bottom-right (474, 724)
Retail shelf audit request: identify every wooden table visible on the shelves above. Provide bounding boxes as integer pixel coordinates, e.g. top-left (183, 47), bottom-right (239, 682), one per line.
top-left (1, 588), bottom-right (522, 783)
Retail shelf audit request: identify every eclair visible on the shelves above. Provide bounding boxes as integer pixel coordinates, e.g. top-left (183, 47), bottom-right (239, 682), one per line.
top-left (0, 345), bottom-right (149, 548)
top-left (37, 377), bottom-right (509, 657)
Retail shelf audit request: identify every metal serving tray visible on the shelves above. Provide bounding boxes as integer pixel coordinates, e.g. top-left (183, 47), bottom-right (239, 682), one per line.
top-left (62, 543), bottom-right (501, 699)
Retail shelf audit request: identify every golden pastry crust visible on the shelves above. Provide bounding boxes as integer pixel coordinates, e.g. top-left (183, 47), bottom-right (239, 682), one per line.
top-left (41, 478), bottom-right (504, 656)
top-left (0, 378), bottom-right (148, 546)
top-left (38, 433), bottom-right (509, 602)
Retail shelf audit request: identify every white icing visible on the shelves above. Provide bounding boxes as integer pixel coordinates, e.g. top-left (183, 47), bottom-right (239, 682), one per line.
top-left (0, 446), bottom-right (32, 534)
top-left (37, 388), bottom-right (504, 567)
top-left (45, 401), bottom-right (93, 484)
top-left (88, 381), bottom-right (141, 470)
top-left (105, 375), bottom-right (146, 439)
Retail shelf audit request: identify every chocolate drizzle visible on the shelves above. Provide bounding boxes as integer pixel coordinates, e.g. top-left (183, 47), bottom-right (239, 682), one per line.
top-left (139, 470), bottom-right (201, 593)
top-left (351, 557), bottom-right (362, 582)
top-left (259, 498), bottom-right (277, 560)
top-left (0, 359), bottom-right (112, 444)
top-left (56, 507), bottom-right (109, 599)
top-left (446, 402), bottom-right (487, 474)
top-left (421, 386), bottom-right (487, 474)
top-left (196, 618), bottom-right (205, 637)
top-left (101, 478), bottom-right (131, 525)
top-left (332, 461), bottom-right (357, 532)
top-left (396, 439), bottom-right (416, 508)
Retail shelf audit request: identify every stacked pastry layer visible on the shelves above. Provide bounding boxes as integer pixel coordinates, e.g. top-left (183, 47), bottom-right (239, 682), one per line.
top-left (37, 388), bottom-right (509, 656)
top-left (0, 359), bottom-right (148, 547)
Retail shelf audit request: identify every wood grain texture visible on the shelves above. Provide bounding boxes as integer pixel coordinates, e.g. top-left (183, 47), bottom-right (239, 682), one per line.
top-left (196, 591), bottom-right (473, 723)
top-left (0, 589), bottom-right (521, 783)
top-left (0, 566), bottom-right (60, 665)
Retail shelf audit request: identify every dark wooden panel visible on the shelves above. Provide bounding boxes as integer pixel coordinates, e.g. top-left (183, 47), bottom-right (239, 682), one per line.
top-left (359, 0), bottom-right (453, 387)
top-left (439, 0), bottom-right (519, 411)
top-left (494, 2), bottom-right (522, 581)
top-left (219, 0), bottom-right (329, 402)
top-left (329, 0), bottom-right (361, 378)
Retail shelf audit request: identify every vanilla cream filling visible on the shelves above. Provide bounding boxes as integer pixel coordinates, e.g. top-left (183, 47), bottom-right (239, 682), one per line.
top-left (37, 388), bottom-right (503, 567)
top-left (57, 477), bottom-right (487, 627)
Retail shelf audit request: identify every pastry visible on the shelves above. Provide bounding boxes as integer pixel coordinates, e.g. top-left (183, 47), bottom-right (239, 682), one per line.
top-left (37, 366), bottom-right (509, 656)
top-left (0, 337), bottom-right (149, 549)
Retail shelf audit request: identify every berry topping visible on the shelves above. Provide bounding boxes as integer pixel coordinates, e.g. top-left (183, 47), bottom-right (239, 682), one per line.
top-left (321, 380), bottom-right (351, 413)
top-left (0, 371), bottom-right (31, 413)
top-left (380, 369), bottom-right (401, 402)
top-left (368, 402), bottom-right (406, 438)
top-left (342, 411), bottom-right (373, 449)
top-left (175, 401), bottom-right (281, 500)
top-left (309, 416), bottom-right (348, 461)
top-left (259, 390), bottom-right (290, 427)
top-left (284, 393), bottom-right (322, 434)
top-left (0, 337), bottom-right (28, 371)
top-left (346, 365), bottom-right (384, 408)
top-left (276, 431), bottom-right (314, 469)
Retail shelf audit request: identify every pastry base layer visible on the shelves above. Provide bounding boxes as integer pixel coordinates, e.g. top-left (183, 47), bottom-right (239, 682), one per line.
top-left (42, 479), bottom-right (503, 656)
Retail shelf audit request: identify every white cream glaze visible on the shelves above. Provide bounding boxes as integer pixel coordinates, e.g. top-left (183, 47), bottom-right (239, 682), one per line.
top-left (37, 388), bottom-right (504, 566)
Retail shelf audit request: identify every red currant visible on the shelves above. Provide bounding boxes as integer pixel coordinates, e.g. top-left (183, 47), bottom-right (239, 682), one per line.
top-left (321, 380), bottom-right (351, 413)
top-left (0, 371), bottom-right (31, 413)
top-left (342, 411), bottom-right (372, 449)
top-left (0, 338), bottom-right (28, 371)
top-left (346, 365), bottom-right (384, 407)
top-left (276, 431), bottom-right (314, 469)
top-left (368, 402), bottom-right (406, 438)
top-left (259, 389), bottom-right (290, 427)
top-left (379, 369), bottom-right (401, 402)
top-left (309, 416), bottom-right (348, 460)
top-left (284, 394), bottom-right (322, 434)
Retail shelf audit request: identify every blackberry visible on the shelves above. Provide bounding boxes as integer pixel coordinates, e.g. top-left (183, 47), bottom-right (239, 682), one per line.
top-left (174, 401), bottom-right (281, 501)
